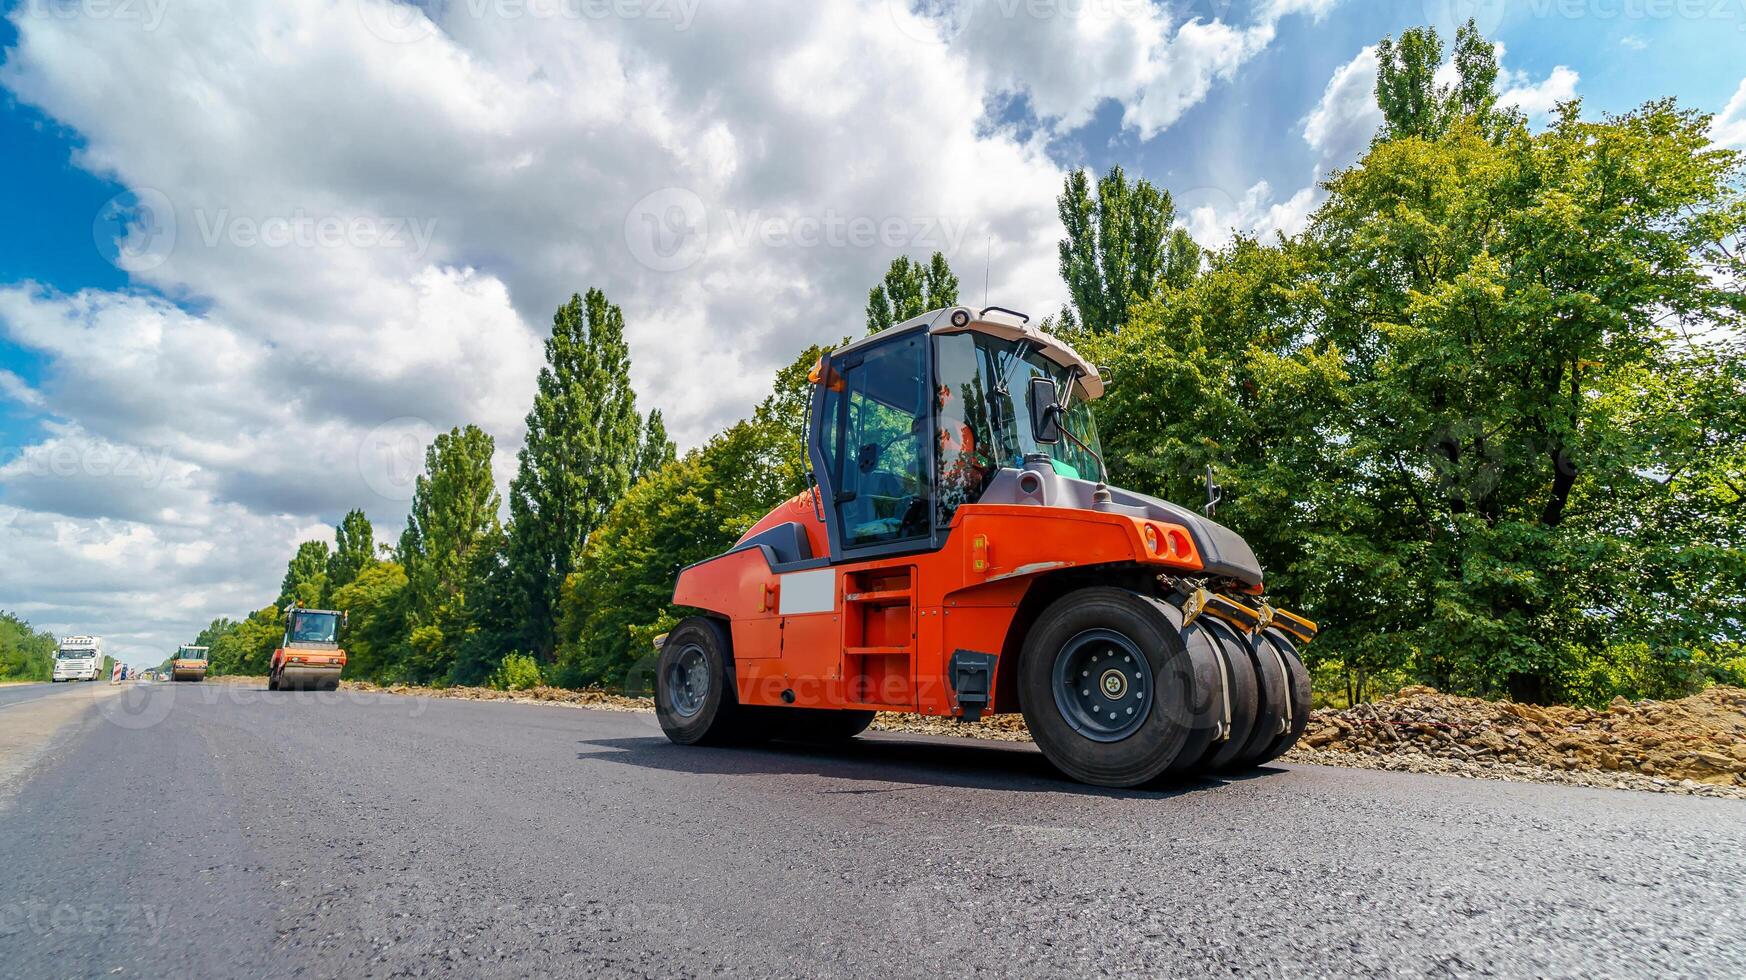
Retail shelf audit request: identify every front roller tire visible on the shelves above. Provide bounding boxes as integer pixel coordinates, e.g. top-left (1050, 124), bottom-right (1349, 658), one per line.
top-left (655, 617), bottom-right (768, 746)
top-left (1248, 631), bottom-right (1311, 766)
top-left (1018, 587), bottom-right (1219, 788)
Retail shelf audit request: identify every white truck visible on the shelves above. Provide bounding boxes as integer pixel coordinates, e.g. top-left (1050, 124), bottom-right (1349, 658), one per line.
top-left (52, 635), bottom-right (105, 682)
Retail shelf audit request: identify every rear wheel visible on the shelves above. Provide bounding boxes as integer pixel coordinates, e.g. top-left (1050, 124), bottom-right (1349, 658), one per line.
top-left (656, 617), bottom-right (765, 746)
top-left (1018, 587), bottom-right (1219, 787)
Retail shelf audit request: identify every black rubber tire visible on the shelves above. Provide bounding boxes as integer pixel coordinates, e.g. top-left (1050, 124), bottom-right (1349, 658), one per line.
top-left (1157, 603), bottom-right (1230, 777)
top-left (1250, 631), bottom-right (1311, 765)
top-left (1178, 616), bottom-right (1260, 774)
top-left (1223, 629), bottom-right (1290, 771)
top-left (1018, 587), bottom-right (1215, 788)
top-left (655, 616), bottom-right (764, 746)
top-left (773, 708), bottom-right (878, 742)
top-left (322, 677), bottom-right (340, 692)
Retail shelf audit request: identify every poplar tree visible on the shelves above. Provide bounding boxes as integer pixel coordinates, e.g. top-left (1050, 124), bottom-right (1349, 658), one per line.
top-left (866, 252), bottom-right (960, 333)
top-left (1055, 165), bottom-right (1193, 334)
top-left (507, 289), bottom-right (643, 659)
top-left (323, 508), bottom-right (375, 603)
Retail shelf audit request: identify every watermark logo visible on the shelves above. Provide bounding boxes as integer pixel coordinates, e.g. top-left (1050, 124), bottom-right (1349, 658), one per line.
top-left (190, 208), bottom-right (438, 258)
top-left (355, 0), bottom-right (701, 43)
top-left (0, 901), bottom-right (168, 946)
top-left (355, 0), bottom-right (441, 44)
top-left (93, 188), bottom-right (176, 273)
top-left (887, 0), bottom-right (977, 45)
top-left (624, 187), bottom-right (709, 272)
top-left (887, 0), bottom-right (1154, 46)
top-left (5, 442), bottom-right (179, 490)
top-left (16, 0), bottom-right (170, 30)
top-left (358, 417), bottom-right (437, 503)
top-left (623, 186), bottom-right (974, 271)
top-left (1421, 0), bottom-right (1509, 36)
top-left (92, 682), bottom-right (176, 731)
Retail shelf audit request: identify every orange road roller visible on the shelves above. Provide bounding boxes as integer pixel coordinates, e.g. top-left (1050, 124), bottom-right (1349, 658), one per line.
top-left (170, 645), bottom-right (209, 682)
top-left (658, 306), bottom-right (1315, 787)
top-left (268, 605), bottom-right (348, 692)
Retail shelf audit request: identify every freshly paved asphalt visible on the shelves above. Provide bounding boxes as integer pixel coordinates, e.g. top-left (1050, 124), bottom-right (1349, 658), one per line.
top-left (1, 681), bottom-right (1742, 978)
top-left (0, 681), bottom-right (96, 710)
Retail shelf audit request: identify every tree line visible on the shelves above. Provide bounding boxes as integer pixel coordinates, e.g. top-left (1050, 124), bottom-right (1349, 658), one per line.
top-left (186, 21), bottom-right (1743, 705)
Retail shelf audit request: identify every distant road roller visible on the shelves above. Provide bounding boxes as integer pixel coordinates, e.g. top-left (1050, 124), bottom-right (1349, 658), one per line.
top-left (658, 306), bottom-right (1316, 787)
top-left (268, 605), bottom-right (347, 692)
top-left (170, 645), bottom-right (209, 682)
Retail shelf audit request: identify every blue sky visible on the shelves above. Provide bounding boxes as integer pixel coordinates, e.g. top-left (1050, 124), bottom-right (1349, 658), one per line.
top-left (0, 0), bottom-right (1741, 666)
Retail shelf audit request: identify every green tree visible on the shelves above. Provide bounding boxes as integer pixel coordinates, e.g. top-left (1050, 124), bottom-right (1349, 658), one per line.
top-left (554, 346), bottom-right (825, 686)
top-left (1376, 19), bottom-right (1504, 142)
top-left (507, 289), bottom-right (645, 660)
top-left (866, 252), bottom-right (960, 332)
top-left (329, 561), bottom-right (409, 682)
top-left (206, 606), bottom-right (282, 677)
top-left (324, 509), bottom-right (375, 604)
top-left (1056, 165), bottom-right (1194, 334)
top-left (1087, 94), bottom-right (1746, 705)
top-left (396, 425), bottom-right (502, 683)
top-left (633, 408), bottom-right (677, 484)
top-left (0, 611), bottom-right (56, 682)
top-left (278, 540), bottom-right (330, 608)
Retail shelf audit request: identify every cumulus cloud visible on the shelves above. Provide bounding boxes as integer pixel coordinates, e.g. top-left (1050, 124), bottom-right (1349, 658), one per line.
top-left (1302, 44), bottom-right (1382, 171)
top-left (0, 0), bottom-right (1368, 662)
top-left (1711, 77), bottom-right (1746, 150)
top-left (1181, 38), bottom-right (1581, 252)
top-left (938, 0), bottom-right (1338, 139)
top-left (1498, 64), bottom-right (1580, 124)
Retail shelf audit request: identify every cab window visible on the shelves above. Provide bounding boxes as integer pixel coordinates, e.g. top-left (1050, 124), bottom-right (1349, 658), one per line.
top-left (822, 334), bottom-right (931, 549)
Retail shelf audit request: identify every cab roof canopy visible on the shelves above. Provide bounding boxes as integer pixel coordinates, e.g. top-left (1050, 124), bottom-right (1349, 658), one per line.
top-left (831, 306), bottom-right (1104, 400)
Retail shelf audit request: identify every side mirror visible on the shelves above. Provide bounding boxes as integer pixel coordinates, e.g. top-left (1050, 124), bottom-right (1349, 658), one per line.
top-left (1028, 376), bottom-right (1062, 444)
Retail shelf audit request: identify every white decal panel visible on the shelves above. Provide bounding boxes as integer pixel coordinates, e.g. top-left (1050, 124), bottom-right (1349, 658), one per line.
top-left (778, 568), bottom-right (836, 615)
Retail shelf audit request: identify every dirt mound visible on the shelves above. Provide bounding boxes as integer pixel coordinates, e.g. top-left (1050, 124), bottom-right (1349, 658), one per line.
top-left (1299, 685), bottom-right (1746, 793)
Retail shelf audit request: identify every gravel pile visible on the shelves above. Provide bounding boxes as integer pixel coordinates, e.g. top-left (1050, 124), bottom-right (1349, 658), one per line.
top-left (1295, 685), bottom-right (1746, 799)
top-left (340, 680), bottom-right (653, 713)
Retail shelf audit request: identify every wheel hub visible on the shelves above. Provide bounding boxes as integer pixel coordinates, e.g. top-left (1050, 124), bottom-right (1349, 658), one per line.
top-left (1099, 668), bottom-right (1128, 699)
top-left (1051, 628), bottom-right (1153, 743)
top-left (666, 643), bottom-right (710, 718)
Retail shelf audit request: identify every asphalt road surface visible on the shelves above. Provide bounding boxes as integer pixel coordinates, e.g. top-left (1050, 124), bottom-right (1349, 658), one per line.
top-left (2, 682), bottom-right (1743, 979)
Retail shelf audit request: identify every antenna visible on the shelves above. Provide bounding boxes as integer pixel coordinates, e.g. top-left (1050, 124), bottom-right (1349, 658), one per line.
top-left (983, 236), bottom-right (991, 307)
top-left (1203, 464), bottom-right (1223, 518)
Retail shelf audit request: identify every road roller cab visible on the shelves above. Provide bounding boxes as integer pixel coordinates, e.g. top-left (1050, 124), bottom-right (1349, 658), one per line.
top-left (170, 645), bottom-right (209, 682)
top-left (269, 605), bottom-right (347, 692)
top-left (662, 306), bottom-right (1316, 786)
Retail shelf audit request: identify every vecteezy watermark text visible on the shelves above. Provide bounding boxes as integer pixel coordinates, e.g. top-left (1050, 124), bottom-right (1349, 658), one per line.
top-left (193, 209), bottom-right (438, 257)
top-left (622, 186), bottom-right (973, 272)
top-left (0, 901), bottom-right (169, 946)
top-left (15, 0), bottom-right (170, 30)
top-left (5, 443), bottom-right (177, 489)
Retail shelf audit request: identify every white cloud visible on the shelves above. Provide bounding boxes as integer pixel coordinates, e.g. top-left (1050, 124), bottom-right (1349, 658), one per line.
top-left (1498, 64), bottom-right (1579, 124)
top-left (1180, 180), bottom-right (1316, 250)
top-left (1187, 39), bottom-right (1581, 251)
top-left (1711, 77), bottom-right (1746, 150)
top-left (1618, 35), bottom-right (1648, 51)
top-left (0, 368), bottom-right (45, 409)
top-left (0, 0), bottom-right (1127, 657)
top-left (1303, 44), bottom-right (1382, 171)
top-left (941, 0), bottom-right (1337, 139)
